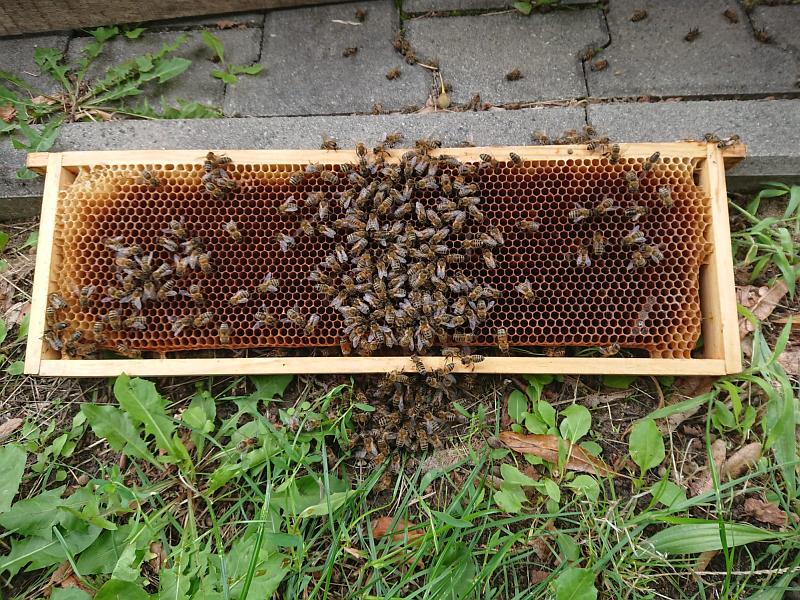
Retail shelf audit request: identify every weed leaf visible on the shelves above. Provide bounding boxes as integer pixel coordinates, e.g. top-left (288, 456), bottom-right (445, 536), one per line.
top-left (646, 522), bottom-right (784, 554)
top-left (0, 444), bottom-right (26, 513)
top-left (81, 404), bottom-right (159, 467)
top-left (628, 419), bottom-right (665, 475)
top-left (507, 390), bottom-right (527, 423)
top-left (553, 567), bottom-right (597, 600)
top-left (152, 57), bottom-right (191, 83)
top-left (250, 374), bottom-right (294, 400)
top-left (113, 375), bottom-right (180, 460)
top-left (201, 31), bottom-right (225, 62)
top-left (559, 404), bottom-right (591, 442)
top-left (95, 579), bottom-right (149, 600)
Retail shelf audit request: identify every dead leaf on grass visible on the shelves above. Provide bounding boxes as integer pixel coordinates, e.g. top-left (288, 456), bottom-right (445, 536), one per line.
top-left (776, 347), bottom-right (800, 376)
top-left (0, 103), bottom-right (16, 123)
top-left (31, 95), bottom-right (58, 106)
top-left (499, 431), bottom-right (616, 476)
top-left (695, 549), bottom-right (718, 571)
top-left (690, 438), bottom-right (727, 496)
top-left (371, 516), bottom-right (424, 542)
top-left (43, 562), bottom-right (92, 597)
top-left (0, 417), bottom-right (23, 440)
top-left (720, 442), bottom-right (762, 480)
top-left (744, 497), bottom-right (788, 527)
top-left (148, 541), bottom-right (166, 572)
top-left (738, 281), bottom-right (788, 338)
top-left (4, 300), bottom-right (30, 328)
top-left (216, 19), bottom-right (246, 29)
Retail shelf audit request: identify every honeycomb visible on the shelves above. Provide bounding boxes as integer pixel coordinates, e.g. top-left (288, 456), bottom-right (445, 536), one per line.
top-left (50, 149), bottom-right (712, 359)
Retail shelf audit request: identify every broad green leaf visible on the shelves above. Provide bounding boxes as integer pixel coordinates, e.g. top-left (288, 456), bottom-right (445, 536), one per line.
top-left (95, 579), bottom-right (150, 600)
top-left (114, 375), bottom-right (177, 458)
top-left (644, 392), bottom-right (713, 421)
top-left (0, 231), bottom-right (8, 253)
top-left (110, 544), bottom-right (140, 582)
top-left (17, 313), bottom-right (30, 341)
top-left (500, 463), bottom-right (537, 486)
top-left (33, 48), bottom-right (69, 86)
top-left (152, 57), bottom-right (191, 83)
top-left (5, 361), bottom-right (23, 376)
top-left (426, 541), bottom-right (476, 600)
top-left (537, 399), bottom-right (557, 428)
top-left (559, 404), bottom-right (591, 442)
top-left (52, 589), bottom-right (93, 600)
top-left (226, 530), bottom-right (288, 600)
top-left (650, 479), bottom-right (687, 508)
top-left (766, 380), bottom-right (797, 499)
top-left (543, 478), bottom-right (561, 503)
top-left (646, 522), bottom-right (784, 554)
top-left (90, 26), bottom-right (119, 42)
top-left (0, 523), bottom-right (101, 577)
top-left (250, 374), bottom-right (294, 400)
top-left (552, 567), bottom-right (597, 600)
top-left (21, 231), bottom-right (38, 249)
top-left (81, 404), bottom-right (159, 467)
top-left (494, 482), bottom-right (525, 513)
top-left (629, 419), bottom-right (665, 475)
top-left (16, 166), bottom-right (40, 180)
top-left (0, 319), bottom-right (6, 346)
top-left (567, 474), bottom-right (600, 501)
top-left (213, 69), bottom-right (238, 85)
top-left (785, 185), bottom-right (800, 219)
top-left (77, 523), bottom-right (154, 574)
top-left (0, 444), bottom-right (26, 513)
top-left (513, 1), bottom-right (532, 15)
top-left (507, 390), bottom-right (527, 424)
top-left (0, 486), bottom-right (63, 536)
top-left (124, 27), bottom-right (147, 39)
top-left (602, 374), bottom-right (638, 389)
top-left (201, 31), bottom-right (225, 62)
top-left (230, 64), bottom-right (264, 76)
top-left (298, 490), bottom-right (357, 518)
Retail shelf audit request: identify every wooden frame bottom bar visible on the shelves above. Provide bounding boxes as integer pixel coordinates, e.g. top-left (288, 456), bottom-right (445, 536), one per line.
top-left (37, 357), bottom-right (728, 377)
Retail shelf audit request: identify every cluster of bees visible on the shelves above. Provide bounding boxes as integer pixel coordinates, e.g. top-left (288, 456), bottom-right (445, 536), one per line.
top-left (275, 133), bottom-right (514, 357)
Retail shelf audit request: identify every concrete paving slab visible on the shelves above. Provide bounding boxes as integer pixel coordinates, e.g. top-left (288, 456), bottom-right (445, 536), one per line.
top-left (587, 0), bottom-right (799, 98)
top-left (0, 106), bottom-right (584, 207)
top-left (405, 10), bottom-right (605, 105)
top-left (224, 0), bottom-right (430, 116)
top-left (751, 5), bottom-right (800, 57)
top-left (67, 29), bottom-right (261, 109)
top-left (0, 34), bottom-right (70, 95)
top-left (588, 99), bottom-right (800, 187)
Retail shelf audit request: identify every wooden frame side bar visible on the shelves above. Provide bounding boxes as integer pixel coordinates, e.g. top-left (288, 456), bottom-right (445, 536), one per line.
top-left (37, 357), bottom-right (728, 377)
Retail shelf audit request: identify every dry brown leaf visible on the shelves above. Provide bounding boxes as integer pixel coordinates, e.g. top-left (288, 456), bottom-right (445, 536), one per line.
top-left (499, 431), bottom-right (616, 476)
top-left (744, 497), bottom-right (787, 527)
top-left (690, 439), bottom-right (727, 496)
top-left (663, 376), bottom-right (716, 433)
top-left (371, 516), bottom-right (424, 541)
top-left (738, 281), bottom-right (788, 338)
top-left (695, 549), bottom-right (718, 571)
top-left (530, 570), bottom-right (550, 584)
top-left (0, 417), bottom-right (23, 440)
top-left (776, 347), bottom-right (800, 376)
top-left (4, 300), bottom-right (30, 328)
top-left (43, 562), bottom-right (92, 597)
top-left (31, 95), bottom-right (58, 106)
top-left (721, 442), bottom-right (762, 480)
top-left (0, 103), bottom-right (16, 123)
top-left (148, 541), bottom-right (166, 572)
top-left (772, 313), bottom-right (800, 328)
top-left (216, 19), bottom-right (244, 29)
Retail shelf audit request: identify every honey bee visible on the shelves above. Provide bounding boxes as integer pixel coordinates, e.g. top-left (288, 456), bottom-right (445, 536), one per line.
top-left (184, 284), bottom-right (205, 304)
top-left (318, 198), bottom-right (330, 221)
top-left (516, 279), bottom-right (536, 300)
top-left (545, 346), bottom-right (566, 357)
top-left (114, 342), bottom-right (141, 358)
top-left (279, 199), bottom-right (299, 213)
top-left (591, 59), bottom-right (608, 72)
top-left (631, 8), bottom-right (647, 21)
top-left (575, 245), bottom-right (592, 268)
top-left (569, 204), bottom-right (593, 223)
top-left (460, 354), bottom-right (485, 366)
top-left (598, 342), bottom-right (621, 357)
top-left (152, 262), bottom-right (173, 280)
top-left (48, 293), bottom-right (69, 311)
top-left (257, 272), bottom-right (279, 294)
top-left (174, 255), bottom-right (188, 279)
top-left (592, 231), bottom-right (605, 256)
top-left (355, 143), bottom-right (368, 157)
top-left (608, 143), bottom-right (621, 164)
top-left (218, 322), bottom-right (231, 344)
top-left (304, 313), bottom-right (320, 335)
top-left (124, 316), bottom-right (147, 331)
top-left (643, 151), bottom-right (660, 172)
top-left (320, 135), bottom-right (339, 150)
top-left (532, 130), bottom-right (550, 145)
top-left (198, 253), bottom-right (213, 275)
top-left (723, 8), bottom-right (738, 23)
top-left (228, 289), bottom-right (249, 305)
top-left (658, 185), bottom-right (673, 207)
top-left (622, 225), bottom-right (646, 247)
top-left (298, 219), bottom-right (315, 237)
top-left (171, 315), bottom-right (193, 336)
top-left (44, 331), bottom-right (63, 352)
top-left (625, 204), bottom-right (648, 221)
top-left (288, 171), bottom-right (305, 186)
top-left (48, 321), bottom-right (68, 333)
top-left (276, 233), bottom-right (296, 252)
top-left (479, 153), bottom-right (498, 169)
top-left (396, 427), bottom-right (411, 449)
top-left (625, 170), bottom-right (640, 192)
top-left (320, 170), bottom-right (338, 185)
top-left (157, 280), bottom-right (177, 301)
top-left (482, 248), bottom-right (496, 269)
top-left (640, 243), bottom-right (664, 264)
top-left (516, 218), bottom-right (540, 234)
top-left (317, 224), bottom-right (336, 239)
top-left (254, 307), bottom-right (277, 330)
top-left (386, 67), bottom-right (401, 80)
top-left (285, 304), bottom-right (306, 328)
top-left (505, 68), bottom-right (523, 81)
top-left (224, 220), bottom-right (242, 241)
top-left (105, 309), bottom-right (122, 331)
top-left (685, 28), bottom-right (701, 42)
top-left (593, 197), bottom-right (616, 217)
top-left (141, 169), bottom-right (160, 189)
top-left (496, 328), bottom-right (509, 354)
top-left (508, 152), bottom-right (523, 166)
top-left (193, 311), bottom-right (214, 328)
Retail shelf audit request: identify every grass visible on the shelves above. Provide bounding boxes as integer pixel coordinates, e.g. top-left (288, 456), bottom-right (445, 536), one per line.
top-left (0, 185), bottom-right (798, 599)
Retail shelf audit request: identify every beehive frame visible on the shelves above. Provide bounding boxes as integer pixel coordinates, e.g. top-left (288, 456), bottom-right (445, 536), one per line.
top-left (24, 143), bottom-right (743, 377)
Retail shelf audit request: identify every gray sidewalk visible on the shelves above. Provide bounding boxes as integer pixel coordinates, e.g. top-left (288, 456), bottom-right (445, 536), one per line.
top-left (1, 0), bottom-right (799, 214)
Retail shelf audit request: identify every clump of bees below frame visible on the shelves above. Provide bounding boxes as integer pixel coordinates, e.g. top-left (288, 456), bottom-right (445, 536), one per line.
top-left (42, 128), bottom-right (735, 366)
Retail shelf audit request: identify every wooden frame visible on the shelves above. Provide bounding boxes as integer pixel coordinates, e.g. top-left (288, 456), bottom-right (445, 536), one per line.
top-left (25, 143), bottom-right (744, 377)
